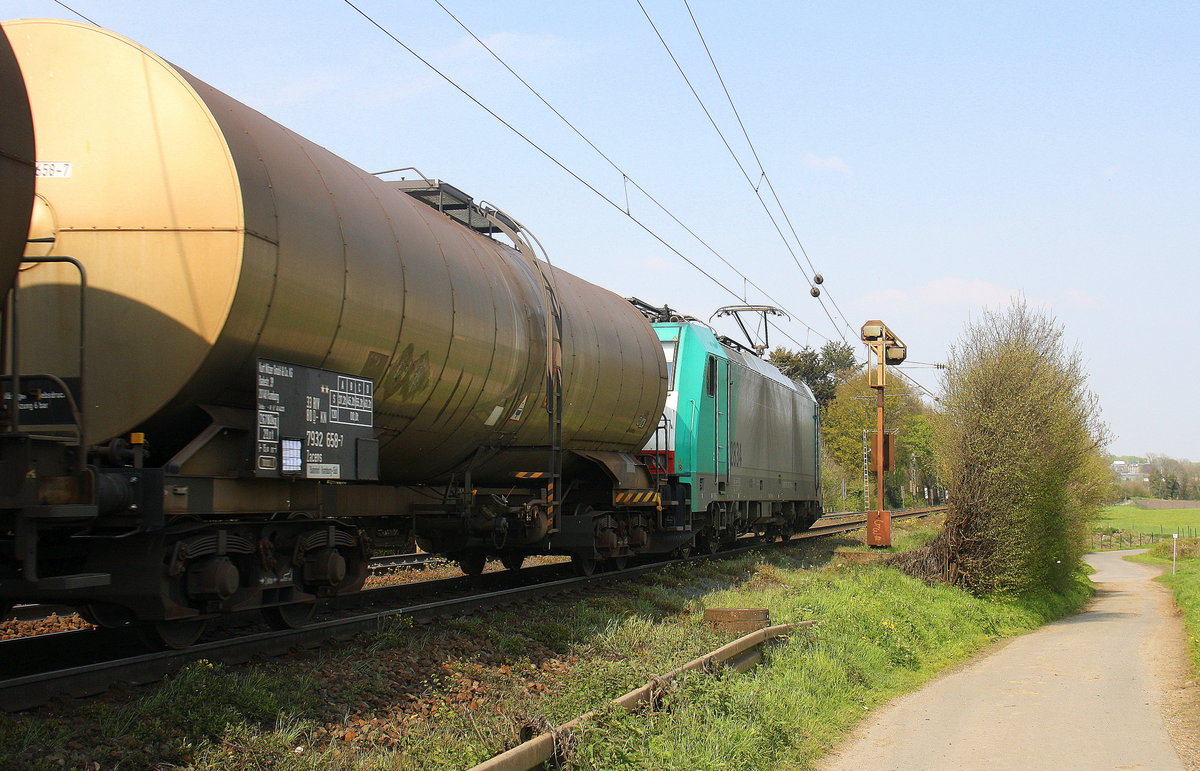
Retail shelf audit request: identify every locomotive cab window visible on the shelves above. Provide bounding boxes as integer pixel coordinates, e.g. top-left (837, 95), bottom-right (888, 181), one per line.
top-left (662, 341), bottom-right (678, 391)
top-left (705, 355), bottom-right (717, 397)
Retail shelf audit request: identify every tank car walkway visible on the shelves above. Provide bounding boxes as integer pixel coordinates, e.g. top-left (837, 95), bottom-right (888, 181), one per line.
top-left (820, 550), bottom-right (1200, 770)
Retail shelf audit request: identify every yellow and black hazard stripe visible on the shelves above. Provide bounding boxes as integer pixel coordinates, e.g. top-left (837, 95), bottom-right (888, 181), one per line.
top-left (613, 490), bottom-right (661, 506)
top-left (512, 471), bottom-right (549, 479)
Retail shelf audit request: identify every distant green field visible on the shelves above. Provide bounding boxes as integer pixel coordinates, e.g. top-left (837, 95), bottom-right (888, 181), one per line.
top-left (1098, 505), bottom-right (1200, 536)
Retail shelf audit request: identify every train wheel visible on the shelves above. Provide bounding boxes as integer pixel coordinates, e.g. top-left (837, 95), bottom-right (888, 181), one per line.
top-left (572, 555), bottom-right (598, 576)
top-left (500, 554), bottom-right (525, 571)
top-left (81, 603), bottom-right (132, 629)
top-left (262, 602), bottom-right (316, 630)
top-left (610, 556), bottom-right (628, 571)
top-left (459, 552), bottom-right (487, 576)
top-left (138, 619), bottom-right (207, 650)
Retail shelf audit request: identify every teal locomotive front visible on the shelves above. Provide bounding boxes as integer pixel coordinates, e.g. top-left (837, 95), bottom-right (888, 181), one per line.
top-left (643, 321), bottom-right (822, 549)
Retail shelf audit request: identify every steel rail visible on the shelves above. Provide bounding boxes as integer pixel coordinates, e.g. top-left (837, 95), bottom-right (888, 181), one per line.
top-left (471, 620), bottom-right (817, 771)
top-left (0, 506), bottom-right (943, 710)
top-left (367, 552), bottom-right (444, 572)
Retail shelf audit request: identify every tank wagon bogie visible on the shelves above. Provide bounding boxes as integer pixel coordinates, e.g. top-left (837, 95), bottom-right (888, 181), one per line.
top-left (0, 19), bottom-right (821, 646)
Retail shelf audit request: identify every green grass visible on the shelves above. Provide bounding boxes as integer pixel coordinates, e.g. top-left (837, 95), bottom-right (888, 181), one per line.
top-left (0, 520), bottom-right (1091, 770)
top-left (832, 514), bottom-right (945, 554)
top-left (1097, 504), bottom-right (1200, 536)
top-left (568, 566), bottom-right (1090, 770)
top-left (1163, 562), bottom-right (1200, 672)
top-left (0, 659), bottom-right (319, 769)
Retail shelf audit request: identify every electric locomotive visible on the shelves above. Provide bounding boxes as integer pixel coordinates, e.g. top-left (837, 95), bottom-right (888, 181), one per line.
top-left (631, 304), bottom-right (822, 559)
top-left (0, 19), bottom-right (819, 647)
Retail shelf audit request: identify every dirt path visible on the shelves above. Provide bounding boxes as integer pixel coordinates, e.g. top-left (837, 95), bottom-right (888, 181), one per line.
top-left (820, 550), bottom-right (1200, 770)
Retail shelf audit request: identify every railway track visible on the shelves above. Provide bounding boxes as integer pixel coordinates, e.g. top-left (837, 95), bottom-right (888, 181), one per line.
top-left (0, 507), bottom-right (943, 711)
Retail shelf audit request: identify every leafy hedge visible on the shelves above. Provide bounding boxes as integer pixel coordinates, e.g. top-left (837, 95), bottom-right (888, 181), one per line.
top-left (893, 301), bottom-right (1109, 593)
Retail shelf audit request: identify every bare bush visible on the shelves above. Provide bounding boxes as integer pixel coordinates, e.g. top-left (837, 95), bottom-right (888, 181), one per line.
top-left (892, 301), bottom-right (1109, 593)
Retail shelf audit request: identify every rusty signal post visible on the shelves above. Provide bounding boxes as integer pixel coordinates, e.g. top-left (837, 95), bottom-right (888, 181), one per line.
top-left (861, 321), bottom-right (906, 547)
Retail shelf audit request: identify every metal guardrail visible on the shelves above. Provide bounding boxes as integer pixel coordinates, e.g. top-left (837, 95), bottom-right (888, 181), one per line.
top-left (470, 621), bottom-right (815, 771)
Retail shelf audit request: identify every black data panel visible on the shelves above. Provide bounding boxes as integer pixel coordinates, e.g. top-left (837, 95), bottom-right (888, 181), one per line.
top-left (0, 376), bottom-right (81, 427)
top-left (255, 359), bottom-right (377, 480)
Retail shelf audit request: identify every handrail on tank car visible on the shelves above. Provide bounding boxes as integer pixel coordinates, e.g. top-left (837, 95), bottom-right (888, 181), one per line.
top-left (4, 255), bottom-right (87, 469)
top-left (473, 201), bottom-right (569, 534)
top-left (370, 166), bottom-right (435, 185)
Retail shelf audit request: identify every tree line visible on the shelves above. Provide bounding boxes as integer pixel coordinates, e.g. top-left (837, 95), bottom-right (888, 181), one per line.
top-left (1111, 455), bottom-right (1200, 501)
top-left (768, 342), bottom-right (939, 513)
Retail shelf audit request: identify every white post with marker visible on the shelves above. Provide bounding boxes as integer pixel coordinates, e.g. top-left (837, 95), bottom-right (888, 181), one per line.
top-left (1173, 533), bottom-right (1178, 575)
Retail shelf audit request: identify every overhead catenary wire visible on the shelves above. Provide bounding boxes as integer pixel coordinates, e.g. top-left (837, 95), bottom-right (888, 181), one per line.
top-left (635, 0), bottom-right (851, 342)
top-left (679, 0), bottom-right (858, 340)
top-left (891, 367), bottom-right (945, 406)
top-left (647, 0), bottom-right (853, 343)
top-left (340, 4), bottom-right (734, 298)
top-left (51, 0), bottom-right (100, 25)
top-left (427, 0), bottom-right (840, 345)
top-left (398, 4), bottom-right (945, 402)
top-left (428, 0), bottom-right (828, 346)
top-left (33, 0), bottom-right (828, 352)
top-left (345, 0), bottom-right (830, 347)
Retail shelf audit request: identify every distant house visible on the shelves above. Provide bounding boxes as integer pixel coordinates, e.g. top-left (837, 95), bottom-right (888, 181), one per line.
top-left (1110, 459), bottom-right (1152, 483)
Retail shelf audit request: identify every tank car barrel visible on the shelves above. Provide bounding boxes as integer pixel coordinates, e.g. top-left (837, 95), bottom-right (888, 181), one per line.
top-left (0, 21), bottom-right (820, 644)
top-left (2, 19), bottom-right (666, 484)
top-left (0, 24), bottom-right (35, 302)
top-left (0, 19), bottom-right (673, 635)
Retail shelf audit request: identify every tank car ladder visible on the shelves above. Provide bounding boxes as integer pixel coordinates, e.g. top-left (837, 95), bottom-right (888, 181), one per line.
top-left (475, 200), bottom-right (566, 533)
top-left (1, 254), bottom-right (111, 592)
top-left (543, 283), bottom-right (564, 532)
top-left (386, 173), bottom-right (567, 530)
top-left (1, 255), bottom-right (88, 462)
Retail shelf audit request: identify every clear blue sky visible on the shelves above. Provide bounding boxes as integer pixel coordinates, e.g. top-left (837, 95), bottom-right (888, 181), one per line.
top-left (10, 1), bottom-right (1199, 459)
